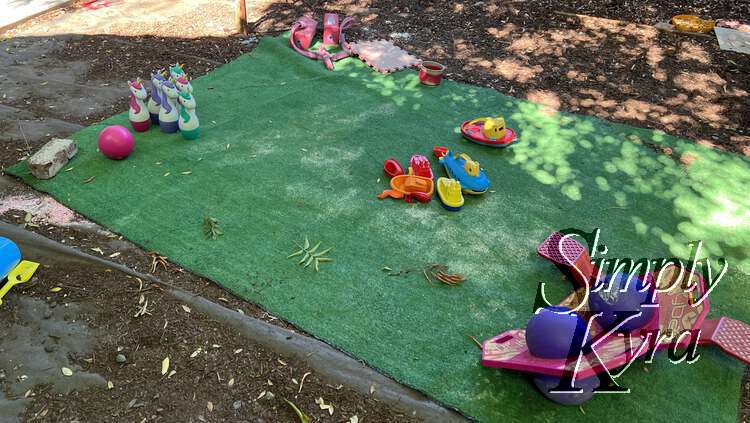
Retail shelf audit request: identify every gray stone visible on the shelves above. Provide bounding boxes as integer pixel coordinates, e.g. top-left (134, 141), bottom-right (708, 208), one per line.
top-left (27, 138), bottom-right (77, 180)
top-left (115, 353), bottom-right (127, 364)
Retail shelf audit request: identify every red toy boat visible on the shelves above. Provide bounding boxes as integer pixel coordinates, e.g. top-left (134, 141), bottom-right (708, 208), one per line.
top-left (461, 117), bottom-right (518, 148)
top-left (409, 154), bottom-right (433, 179)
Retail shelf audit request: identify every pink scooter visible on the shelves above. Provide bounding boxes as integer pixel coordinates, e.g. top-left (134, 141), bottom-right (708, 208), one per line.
top-left (290, 13), bottom-right (355, 70)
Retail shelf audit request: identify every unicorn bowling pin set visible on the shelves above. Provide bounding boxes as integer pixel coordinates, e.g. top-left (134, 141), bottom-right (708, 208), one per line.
top-left (128, 63), bottom-right (199, 140)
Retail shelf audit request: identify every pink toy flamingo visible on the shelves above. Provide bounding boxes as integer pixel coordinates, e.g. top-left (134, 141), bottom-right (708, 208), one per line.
top-left (128, 79), bottom-right (150, 132)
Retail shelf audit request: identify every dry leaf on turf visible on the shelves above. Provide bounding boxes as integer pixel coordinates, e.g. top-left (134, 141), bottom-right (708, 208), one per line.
top-left (202, 216), bottom-right (224, 240)
top-left (49, 287), bottom-right (62, 292)
top-left (181, 305), bottom-right (191, 313)
top-left (350, 416), bottom-right (359, 423)
top-left (161, 357), bottom-right (170, 375)
top-left (207, 401), bottom-right (213, 412)
top-left (107, 380), bottom-right (114, 389)
top-left (61, 367), bottom-right (73, 376)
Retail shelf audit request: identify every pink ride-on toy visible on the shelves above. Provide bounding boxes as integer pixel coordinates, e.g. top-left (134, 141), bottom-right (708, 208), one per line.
top-left (481, 231), bottom-right (750, 405)
top-left (290, 14), bottom-right (355, 70)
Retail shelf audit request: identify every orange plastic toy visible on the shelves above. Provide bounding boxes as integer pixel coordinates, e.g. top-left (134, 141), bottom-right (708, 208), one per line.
top-left (378, 173), bottom-right (434, 203)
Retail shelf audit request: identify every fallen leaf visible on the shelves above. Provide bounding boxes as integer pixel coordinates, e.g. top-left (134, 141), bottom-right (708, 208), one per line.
top-left (284, 399), bottom-right (311, 423)
top-left (64, 167), bottom-right (74, 172)
top-left (277, 359), bottom-right (287, 366)
top-left (168, 370), bottom-right (177, 378)
top-left (181, 171), bottom-right (192, 175)
top-left (61, 367), bottom-right (73, 377)
top-left (190, 348), bottom-right (202, 358)
top-left (49, 287), bottom-right (62, 292)
top-left (181, 305), bottom-right (191, 313)
top-left (161, 357), bottom-right (170, 375)
top-left (315, 397), bottom-right (334, 416)
top-left (107, 380), bottom-right (114, 390)
top-left (228, 378), bottom-right (235, 387)
top-left (298, 372), bottom-right (311, 394)
top-left (91, 247), bottom-right (104, 255)
top-left (207, 401), bottom-right (213, 412)
top-left (109, 252), bottom-right (121, 258)
top-left (350, 416), bottom-right (359, 423)
top-left (233, 348), bottom-right (243, 354)
top-left (83, 176), bottom-right (95, 184)
top-left (163, 172), bottom-right (171, 177)
top-left (256, 390), bottom-right (266, 400)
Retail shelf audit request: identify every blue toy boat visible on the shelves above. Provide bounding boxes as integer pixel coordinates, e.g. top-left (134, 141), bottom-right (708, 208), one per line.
top-left (439, 150), bottom-right (490, 194)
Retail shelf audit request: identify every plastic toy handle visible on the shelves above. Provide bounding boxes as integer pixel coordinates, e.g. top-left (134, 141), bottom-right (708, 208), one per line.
top-left (467, 117), bottom-right (489, 126)
top-left (378, 189), bottom-right (404, 200)
top-left (433, 146), bottom-right (448, 159)
top-left (0, 260), bottom-right (40, 306)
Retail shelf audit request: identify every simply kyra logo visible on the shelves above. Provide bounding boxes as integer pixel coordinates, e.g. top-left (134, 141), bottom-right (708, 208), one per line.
top-left (532, 228), bottom-right (729, 395)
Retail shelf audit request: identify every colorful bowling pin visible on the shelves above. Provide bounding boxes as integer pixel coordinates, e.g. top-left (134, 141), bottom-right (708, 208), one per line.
top-left (147, 70), bottom-right (167, 125)
top-left (159, 81), bottom-right (179, 133)
top-left (177, 91), bottom-right (200, 140)
top-left (127, 79), bottom-right (151, 132)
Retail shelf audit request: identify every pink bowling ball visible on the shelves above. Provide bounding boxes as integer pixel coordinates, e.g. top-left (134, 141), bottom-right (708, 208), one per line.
top-left (98, 125), bottom-right (134, 160)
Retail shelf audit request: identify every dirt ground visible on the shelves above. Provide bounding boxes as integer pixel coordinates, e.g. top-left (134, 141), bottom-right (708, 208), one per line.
top-left (1, 0), bottom-right (749, 421)
top-left (0, 241), bottom-right (421, 422)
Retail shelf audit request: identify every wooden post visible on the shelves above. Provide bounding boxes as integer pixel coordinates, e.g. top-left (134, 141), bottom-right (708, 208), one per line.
top-left (236, 0), bottom-right (248, 35)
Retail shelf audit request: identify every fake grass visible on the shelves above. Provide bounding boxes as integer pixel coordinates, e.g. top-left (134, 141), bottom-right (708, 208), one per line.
top-left (9, 36), bottom-right (750, 422)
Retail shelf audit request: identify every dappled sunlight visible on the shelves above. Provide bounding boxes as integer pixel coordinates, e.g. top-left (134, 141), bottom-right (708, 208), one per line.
top-left (526, 89), bottom-right (561, 115)
top-left (486, 24), bottom-right (517, 40)
top-left (505, 98), bottom-right (750, 271)
top-left (674, 72), bottom-right (727, 95)
top-left (677, 41), bottom-right (711, 64)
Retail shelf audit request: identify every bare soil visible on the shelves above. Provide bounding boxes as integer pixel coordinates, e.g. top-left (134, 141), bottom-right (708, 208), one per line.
top-left (0, 210), bottom-right (422, 423)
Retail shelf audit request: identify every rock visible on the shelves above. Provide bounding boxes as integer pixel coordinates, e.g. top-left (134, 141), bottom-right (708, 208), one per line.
top-left (27, 138), bottom-right (77, 180)
top-left (115, 353), bottom-right (127, 364)
top-left (262, 391), bottom-right (275, 401)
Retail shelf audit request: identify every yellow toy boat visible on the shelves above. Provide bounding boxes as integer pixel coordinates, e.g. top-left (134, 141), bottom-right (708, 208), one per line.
top-left (437, 177), bottom-right (464, 211)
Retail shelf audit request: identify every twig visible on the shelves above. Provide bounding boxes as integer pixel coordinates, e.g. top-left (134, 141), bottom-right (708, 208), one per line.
top-left (17, 120), bottom-right (31, 151)
top-left (468, 335), bottom-right (483, 349)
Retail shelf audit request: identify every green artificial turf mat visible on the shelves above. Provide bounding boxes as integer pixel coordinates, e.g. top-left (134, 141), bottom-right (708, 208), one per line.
top-left (9, 36), bottom-right (750, 422)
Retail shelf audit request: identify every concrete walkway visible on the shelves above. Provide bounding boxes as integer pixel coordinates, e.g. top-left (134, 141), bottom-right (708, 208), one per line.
top-left (4, 0), bottom-right (243, 38)
top-left (0, 0), bottom-right (71, 32)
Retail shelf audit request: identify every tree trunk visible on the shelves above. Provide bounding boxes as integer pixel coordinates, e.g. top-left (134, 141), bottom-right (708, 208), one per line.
top-left (236, 0), bottom-right (248, 35)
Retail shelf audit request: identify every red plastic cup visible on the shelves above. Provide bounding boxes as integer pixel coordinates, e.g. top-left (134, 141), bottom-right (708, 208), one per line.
top-left (419, 61), bottom-right (446, 86)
